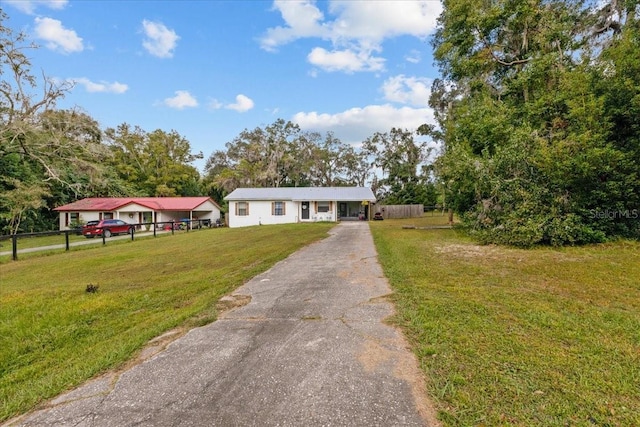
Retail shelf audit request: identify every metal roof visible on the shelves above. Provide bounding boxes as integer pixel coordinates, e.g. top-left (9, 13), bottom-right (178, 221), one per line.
top-left (224, 187), bottom-right (376, 202)
top-left (54, 197), bottom-right (220, 212)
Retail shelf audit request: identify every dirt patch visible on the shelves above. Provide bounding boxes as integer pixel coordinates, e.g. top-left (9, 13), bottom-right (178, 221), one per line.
top-left (433, 243), bottom-right (503, 259)
top-left (357, 340), bottom-right (393, 372)
top-left (127, 328), bottom-right (187, 368)
top-left (357, 338), bottom-right (441, 427)
top-left (216, 294), bottom-right (252, 315)
top-left (433, 243), bottom-right (592, 263)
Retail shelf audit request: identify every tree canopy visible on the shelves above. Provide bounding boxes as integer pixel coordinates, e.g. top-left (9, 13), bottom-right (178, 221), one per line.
top-left (202, 119), bottom-right (437, 207)
top-left (104, 124), bottom-right (203, 197)
top-left (431, 0), bottom-right (640, 246)
top-left (0, 11), bottom-right (114, 233)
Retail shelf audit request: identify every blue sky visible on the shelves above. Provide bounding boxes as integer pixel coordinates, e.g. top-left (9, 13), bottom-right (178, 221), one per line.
top-left (3, 0), bottom-right (443, 171)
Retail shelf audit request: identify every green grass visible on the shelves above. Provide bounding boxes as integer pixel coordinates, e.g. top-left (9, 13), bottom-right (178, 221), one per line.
top-left (370, 216), bottom-right (640, 426)
top-left (0, 229), bottom-right (175, 263)
top-left (0, 223), bottom-right (334, 421)
top-left (0, 232), bottom-right (86, 255)
top-left (6, 232), bottom-right (86, 247)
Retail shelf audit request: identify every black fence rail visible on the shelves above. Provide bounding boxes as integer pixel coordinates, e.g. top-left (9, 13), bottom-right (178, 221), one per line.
top-left (0, 219), bottom-right (223, 261)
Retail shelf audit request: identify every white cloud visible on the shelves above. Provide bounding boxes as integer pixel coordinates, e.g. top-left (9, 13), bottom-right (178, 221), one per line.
top-left (208, 94), bottom-right (255, 112)
top-left (381, 75), bottom-right (432, 107)
top-left (225, 94), bottom-right (255, 113)
top-left (307, 47), bottom-right (384, 73)
top-left (292, 104), bottom-right (435, 144)
top-left (34, 17), bottom-right (83, 54)
top-left (208, 99), bottom-right (224, 110)
top-left (142, 20), bottom-right (179, 58)
top-left (260, 0), bottom-right (442, 73)
top-left (327, 1), bottom-right (441, 42)
top-left (73, 78), bottom-right (128, 94)
top-left (260, 0), bottom-right (330, 52)
top-left (163, 90), bottom-right (198, 109)
top-left (4, 0), bottom-right (67, 14)
top-left (405, 49), bottom-right (421, 64)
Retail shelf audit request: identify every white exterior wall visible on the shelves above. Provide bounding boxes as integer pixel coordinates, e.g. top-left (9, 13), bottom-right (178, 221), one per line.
top-left (59, 211), bottom-right (141, 230)
top-left (117, 203), bottom-right (151, 224)
top-left (227, 200), bottom-right (337, 228)
top-left (301, 201), bottom-right (336, 223)
top-left (57, 202), bottom-right (221, 230)
top-left (193, 200), bottom-right (221, 221)
top-left (58, 211), bottom-right (102, 230)
top-left (56, 198), bottom-right (222, 231)
top-left (228, 201), bottom-right (298, 228)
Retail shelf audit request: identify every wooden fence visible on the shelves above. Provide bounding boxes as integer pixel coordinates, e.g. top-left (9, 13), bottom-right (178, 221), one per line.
top-left (375, 204), bottom-right (424, 219)
top-left (0, 219), bottom-right (222, 262)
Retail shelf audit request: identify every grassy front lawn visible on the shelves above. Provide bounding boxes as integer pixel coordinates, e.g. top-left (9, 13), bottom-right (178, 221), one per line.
top-left (370, 216), bottom-right (640, 426)
top-left (0, 223), bottom-right (334, 422)
top-left (0, 232), bottom-right (86, 253)
top-left (0, 229), bottom-right (173, 262)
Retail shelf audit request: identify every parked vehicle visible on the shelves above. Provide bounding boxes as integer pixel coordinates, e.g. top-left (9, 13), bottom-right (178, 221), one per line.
top-left (82, 219), bottom-right (133, 238)
top-left (179, 218), bottom-right (214, 229)
top-left (179, 218), bottom-right (197, 229)
top-left (373, 212), bottom-right (384, 221)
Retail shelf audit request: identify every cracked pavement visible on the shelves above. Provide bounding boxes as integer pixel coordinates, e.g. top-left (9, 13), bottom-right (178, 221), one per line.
top-left (6, 222), bottom-right (438, 427)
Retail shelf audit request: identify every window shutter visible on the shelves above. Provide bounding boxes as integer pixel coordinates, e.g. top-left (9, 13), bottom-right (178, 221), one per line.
top-left (314, 201), bottom-right (318, 213)
top-left (329, 201), bottom-right (333, 212)
top-left (283, 202), bottom-right (286, 215)
top-left (271, 202), bottom-right (275, 215)
top-left (246, 202), bottom-right (249, 216)
top-left (235, 202), bottom-right (238, 216)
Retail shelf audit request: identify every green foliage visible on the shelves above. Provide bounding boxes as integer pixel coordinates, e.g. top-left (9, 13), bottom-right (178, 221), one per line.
top-left (202, 119), bottom-right (372, 193)
top-left (362, 127), bottom-right (437, 205)
top-left (0, 14), bottom-right (138, 233)
top-left (104, 124), bottom-right (203, 197)
top-left (432, 0), bottom-right (640, 246)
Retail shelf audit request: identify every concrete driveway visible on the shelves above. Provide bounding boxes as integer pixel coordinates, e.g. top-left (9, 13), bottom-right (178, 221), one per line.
top-left (7, 222), bottom-right (438, 427)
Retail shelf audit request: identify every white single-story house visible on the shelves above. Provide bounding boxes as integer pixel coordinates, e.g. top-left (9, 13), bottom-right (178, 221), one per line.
top-left (54, 197), bottom-right (222, 230)
top-left (224, 187), bottom-right (376, 228)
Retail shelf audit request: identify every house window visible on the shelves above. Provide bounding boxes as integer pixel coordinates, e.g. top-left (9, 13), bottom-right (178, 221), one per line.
top-left (103, 212), bottom-right (114, 219)
top-left (236, 202), bottom-right (249, 216)
top-left (317, 201), bottom-right (330, 213)
top-left (272, 201), bottom-right (286, 216)
top-left (66, 212), bottom-right (80, 226)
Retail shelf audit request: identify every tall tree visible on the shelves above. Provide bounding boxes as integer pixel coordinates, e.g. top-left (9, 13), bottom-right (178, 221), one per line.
top-left (0, 12), bottom-right (112, 232)
top-left (204, 119), bottom-right (304, 191)
top-left (203, 119), bottom-right (372, 194)
top-left (363, 128), bottom-right (436, 205)
top-left (431, 0), bottom-right (640, 246)
top-left (105, 124), bottom-right (203, 196)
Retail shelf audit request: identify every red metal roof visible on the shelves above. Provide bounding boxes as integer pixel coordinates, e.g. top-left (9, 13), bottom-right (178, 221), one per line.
top-left (54, 197), bottom-right (220, 212)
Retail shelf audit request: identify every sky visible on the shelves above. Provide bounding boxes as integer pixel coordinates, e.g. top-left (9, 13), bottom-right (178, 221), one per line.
top-left (3, 0), bottom-right (444, 171)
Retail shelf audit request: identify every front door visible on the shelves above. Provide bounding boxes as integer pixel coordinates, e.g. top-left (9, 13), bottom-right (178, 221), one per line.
top-left (301, 201), bottom-right (310, 220)
top-left (339, 202), bottom-right (347, 219)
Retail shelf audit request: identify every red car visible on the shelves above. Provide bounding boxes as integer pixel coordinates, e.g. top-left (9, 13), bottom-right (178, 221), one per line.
top-left (82, 219), bottom-right (133, 238)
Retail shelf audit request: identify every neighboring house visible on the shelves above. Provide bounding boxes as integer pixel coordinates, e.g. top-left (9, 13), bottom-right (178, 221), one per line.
top-left (224, 187), bottom-right (376, 228)
top-left (54, 197), bottom-right (222, 231)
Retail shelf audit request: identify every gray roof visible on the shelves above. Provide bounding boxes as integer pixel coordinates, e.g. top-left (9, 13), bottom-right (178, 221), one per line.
top-left (224, 187), bottom-right (376, 202)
